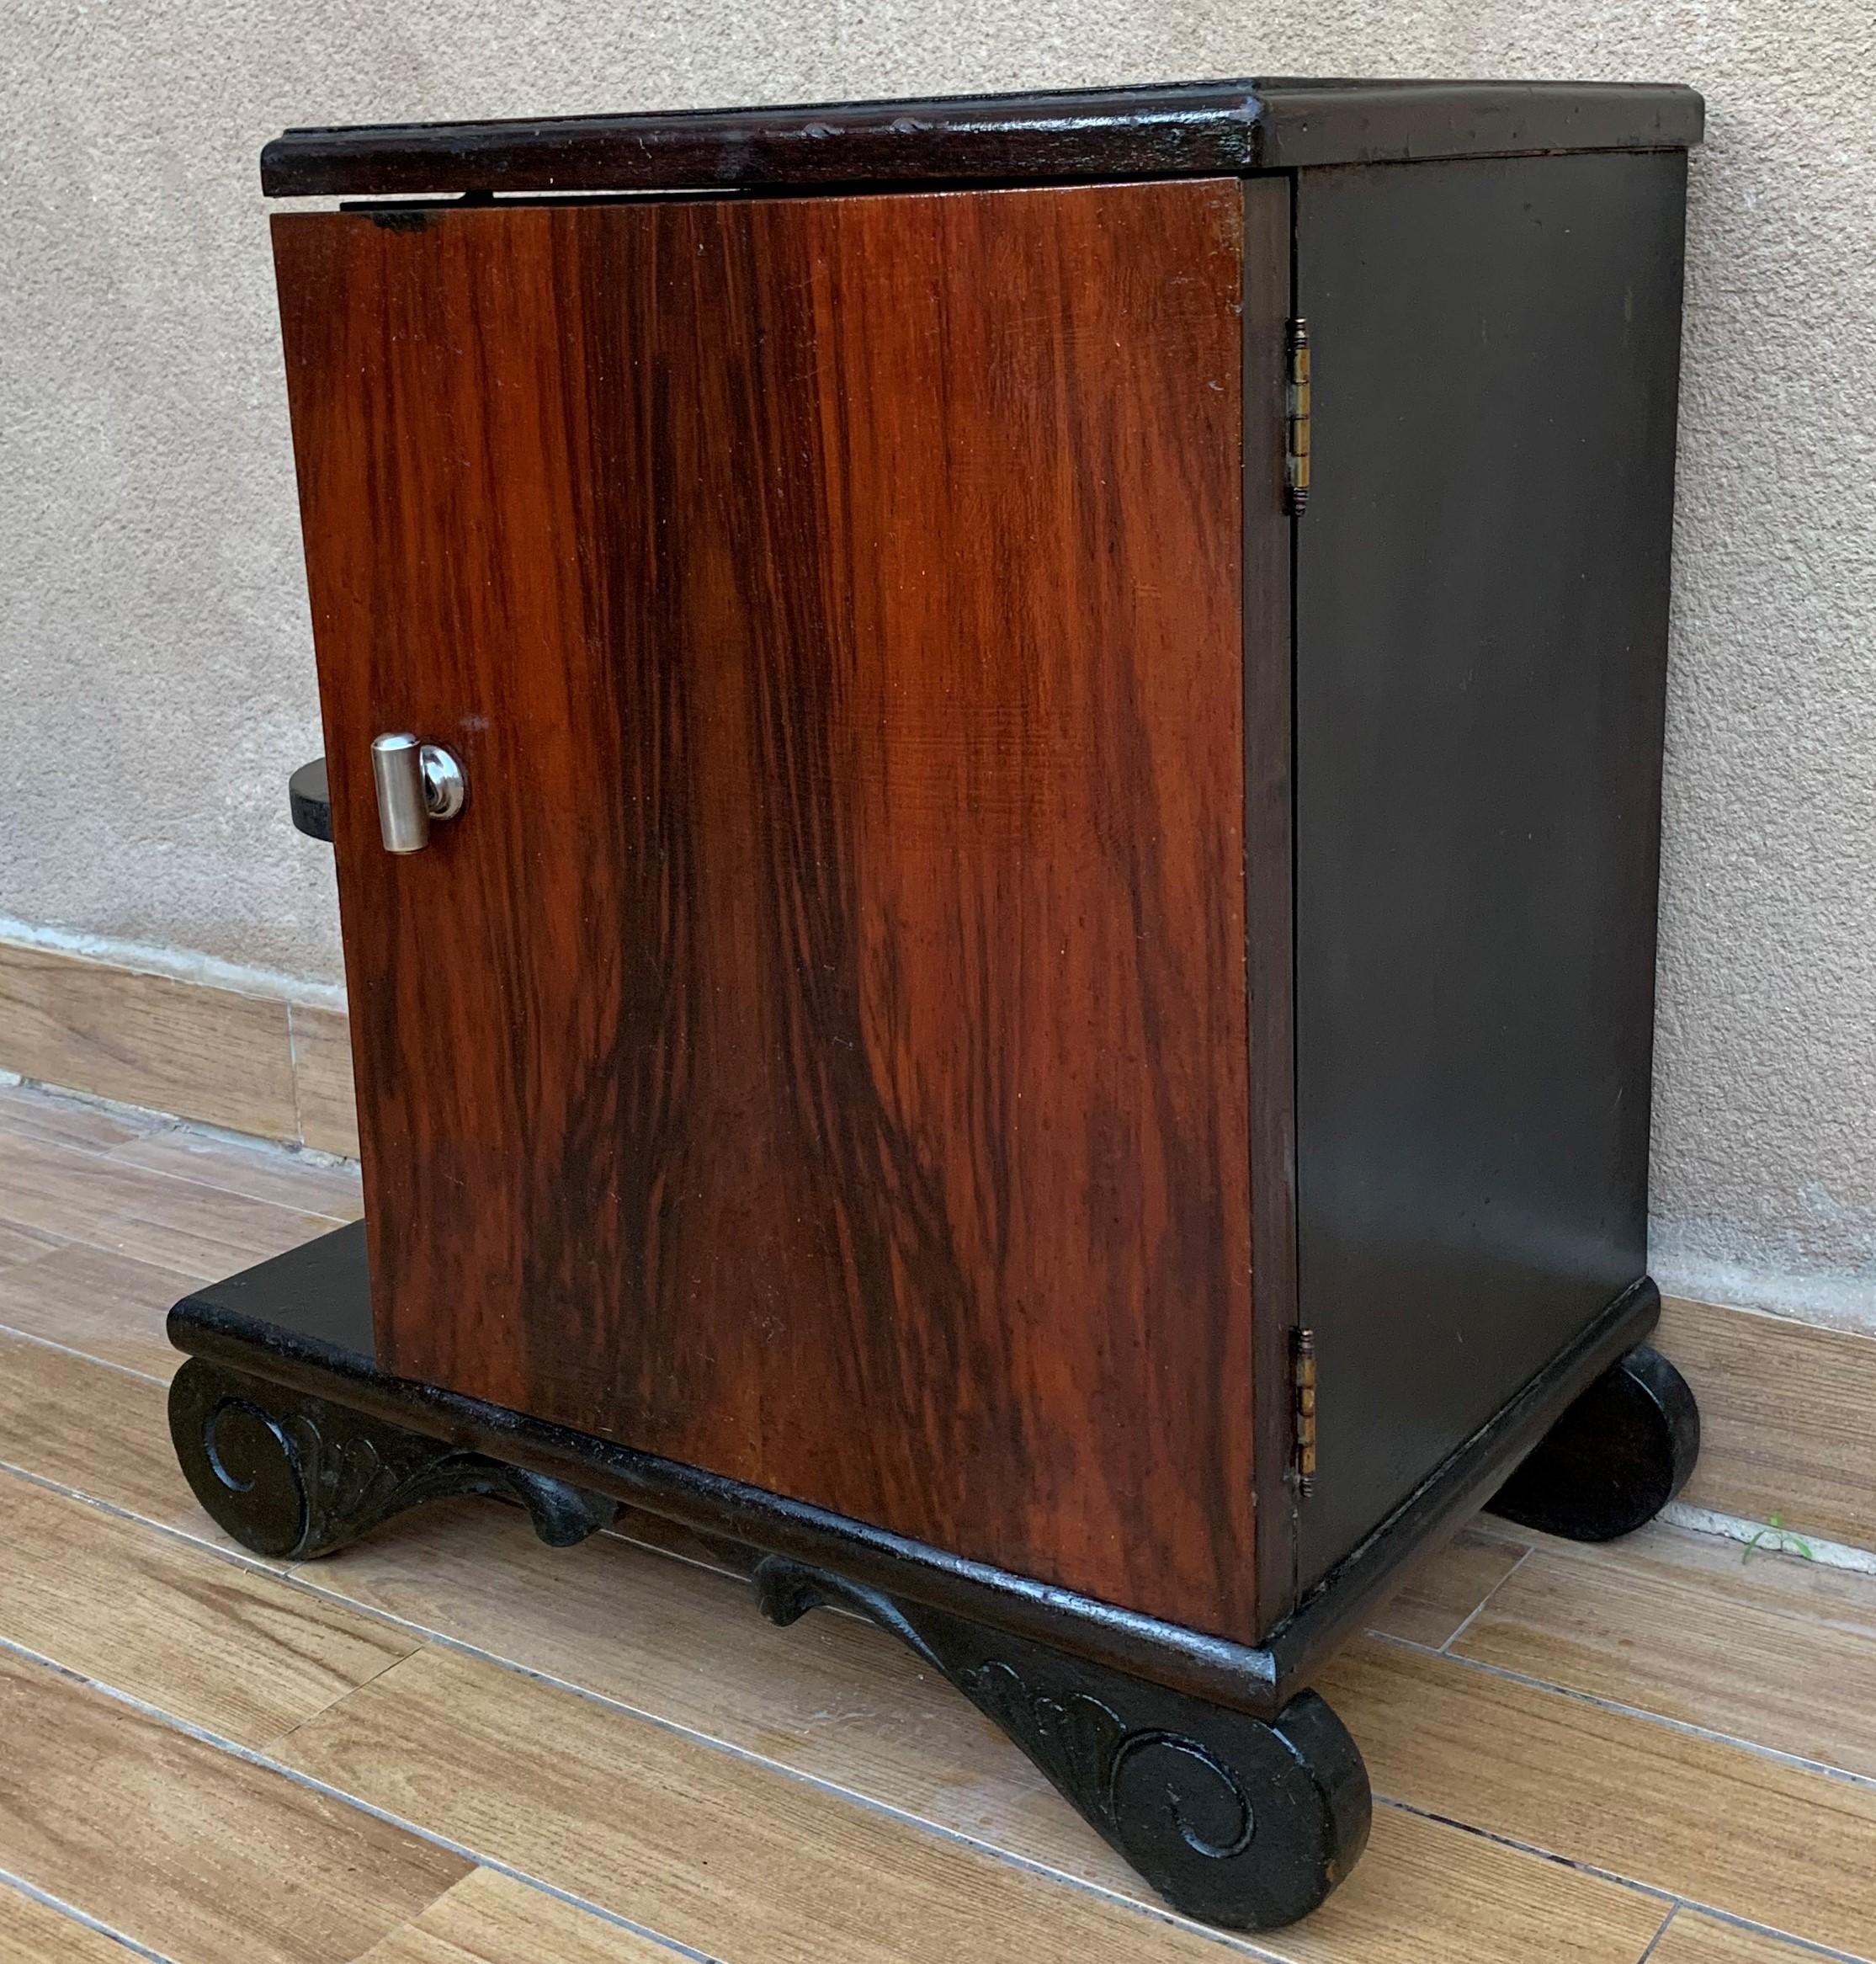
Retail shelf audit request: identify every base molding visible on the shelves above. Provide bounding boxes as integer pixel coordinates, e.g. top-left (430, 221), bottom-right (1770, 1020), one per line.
top-left (168, 1356), bottom-right (615, 1559)
top-left (169, 1346), bottom-right (1376, 1932)
top-left (169, 1222), bottom-right (1661, 1717)
top-left (164, 1227), bottom-right (1708, 1932)
top-left (747, 1555), bottom-right (1374, 1929)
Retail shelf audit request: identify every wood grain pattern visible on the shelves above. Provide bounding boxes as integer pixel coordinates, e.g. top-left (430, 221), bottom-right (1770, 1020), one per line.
top-left (279, 1643), bottom-right (1276, 1964)
top-left (0, 939), bottom-right (299, 1138)
top-left (1275, 1806), bottom-right (1664, 1964)
top-left (0, 1883), bottom-right (152, 1963)
top-left (0, 1128), bottom-right (341, 1276)
top-left (0, 954), bottom-right (353, 1160)
top-left (0, 1474), bottom-right (416, 1746)
top-left (0, 1329), bottom-right (257, 1551)
top-left (0, 1078), bottom-right (164, 1152)
top-left (291, 1002), bottom-right (363, 1157)
top-left (357, 1870), bottom-right (674, 1964)
top-left (1453, 1520), bottom-right (1876, 1779)
top-left (0, 1241), bottom-right (205, 1379)
top-left (1648, 1912), bottom-right (1826, 1964)
top-left (0, 1219), bottom-right (59, 1269)
top-left (306, 1499), bottom-right (1148, 1898)
top-left (274, 182), bottom-right (1270, 1635)
top-left (0, 1647), bottom-right (467, 1964)
top-left (112, 1125), bottom-right (364, 1219)
top-left (1364, 1526), bottom-right (1531, 1649)
top-left (1318, 1635), bottom-right (1876, 1960)
top-left (1659, 1293), bottom-right (1876, 1552)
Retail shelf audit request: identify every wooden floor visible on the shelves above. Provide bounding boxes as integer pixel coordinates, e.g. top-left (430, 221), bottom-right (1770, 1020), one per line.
top-left (0, 1079), bottom-right (1871, 1964)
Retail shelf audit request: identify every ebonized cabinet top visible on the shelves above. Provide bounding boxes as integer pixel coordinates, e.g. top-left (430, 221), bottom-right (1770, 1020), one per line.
top-left (261, 77), bottom-right (1704, 200)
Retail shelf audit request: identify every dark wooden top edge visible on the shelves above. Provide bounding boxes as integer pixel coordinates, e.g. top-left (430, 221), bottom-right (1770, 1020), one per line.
top-left (1261, 79), bottom-right (1703, 169)
top-left (260, 78), bottom-right (1704, 199)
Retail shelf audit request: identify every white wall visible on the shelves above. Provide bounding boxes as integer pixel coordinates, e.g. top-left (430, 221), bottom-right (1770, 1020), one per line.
top-left (3, 3), bottom-right (1873, 1327)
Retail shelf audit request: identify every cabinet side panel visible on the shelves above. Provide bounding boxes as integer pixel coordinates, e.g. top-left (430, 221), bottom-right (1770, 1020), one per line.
top-left (1242, 174), bottom-right (1302, 1635)
top-left (272, 182), bottom-right (1264, 1637)
top-left (1294, 151), bottom-right (1687, 1589)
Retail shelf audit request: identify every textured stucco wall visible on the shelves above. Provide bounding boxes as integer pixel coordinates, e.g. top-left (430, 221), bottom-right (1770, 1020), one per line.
top-left (3, 4), bottom-right (1873, 1324)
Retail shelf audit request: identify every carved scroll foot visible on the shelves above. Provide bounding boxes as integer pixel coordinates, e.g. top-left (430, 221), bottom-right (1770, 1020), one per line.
top-left (1486, 1340), bottom-right (1700, 1542)
top-left (752, 1557), bottom-right (1371, 1929)
top-left (168, 1358), bottom-right (617, 1561)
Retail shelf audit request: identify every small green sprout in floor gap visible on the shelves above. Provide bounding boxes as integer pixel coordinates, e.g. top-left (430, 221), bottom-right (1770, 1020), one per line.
top-left (1741, 1512), bottom-right (1817, 1564)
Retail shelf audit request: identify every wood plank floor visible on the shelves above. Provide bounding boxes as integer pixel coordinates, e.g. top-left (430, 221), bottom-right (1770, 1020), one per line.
top-left (0, 1078), bottom-right (1868, 1964)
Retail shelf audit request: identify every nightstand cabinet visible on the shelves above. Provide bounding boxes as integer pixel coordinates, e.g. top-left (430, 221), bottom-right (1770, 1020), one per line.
top-left (166, 78), bottom-right (1703, 1929)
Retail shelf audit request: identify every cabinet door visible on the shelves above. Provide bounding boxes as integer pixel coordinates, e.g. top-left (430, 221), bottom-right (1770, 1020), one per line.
top-left (274, 178), bottom-right (1275, 1637)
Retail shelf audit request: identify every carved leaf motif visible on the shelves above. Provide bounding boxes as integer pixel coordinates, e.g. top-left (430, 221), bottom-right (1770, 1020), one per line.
top-left (964, 1661), bottom-right (1128, 1831)
top-left (324, 1433), bottom-right (390, 1521)
top-left (171, 1360), bottom-right (611, 1562)
top-left (166, 1359), bottom-right (1367, 1929)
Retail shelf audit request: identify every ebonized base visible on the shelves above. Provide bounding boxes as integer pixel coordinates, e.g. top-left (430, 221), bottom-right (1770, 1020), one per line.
top-left (756, 1558), bottom-right (1371, 1928)
top-left (169, 1358), bottom-right (615, 1561)
top-left (1485, 1343), bottom-right (1699, 1541)
top-left (168, 1351), bottom-right (1369, 1929)
top-left (164, 1227), bottom-right (1699, 1929)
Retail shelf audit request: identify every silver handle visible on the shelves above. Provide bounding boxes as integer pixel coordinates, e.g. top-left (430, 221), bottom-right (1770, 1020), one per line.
top-left (371, 733), bottom-right (466, 854)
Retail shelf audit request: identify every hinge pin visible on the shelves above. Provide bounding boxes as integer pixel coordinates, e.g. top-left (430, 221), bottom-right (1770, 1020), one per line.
top-left (1284, 318), bottom-right (1311, 517)
top-left (1293, 1326), bottom-right (1318, 1497)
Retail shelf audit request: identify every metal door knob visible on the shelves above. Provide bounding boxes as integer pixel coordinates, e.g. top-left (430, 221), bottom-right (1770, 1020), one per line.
top-left (371, 733), bottom-right (466, 854)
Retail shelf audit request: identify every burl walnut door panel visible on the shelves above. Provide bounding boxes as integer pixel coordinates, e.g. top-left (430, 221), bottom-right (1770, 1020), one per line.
top-left (274, 179), bottom-right (1271, 1636)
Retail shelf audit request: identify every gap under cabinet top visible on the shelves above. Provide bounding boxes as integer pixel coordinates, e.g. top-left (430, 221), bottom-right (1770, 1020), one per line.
top-left (261, 77), bottom-right (1705, 200)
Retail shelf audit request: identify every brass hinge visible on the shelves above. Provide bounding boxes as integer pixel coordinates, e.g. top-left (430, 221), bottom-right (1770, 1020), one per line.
top-left (1292, 1326), bottom-right (1318, 1497)
top-left (1283, 318), bottom-right (1311, 517)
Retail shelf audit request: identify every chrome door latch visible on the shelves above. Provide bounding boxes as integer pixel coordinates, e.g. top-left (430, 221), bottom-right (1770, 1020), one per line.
top-left (370, 732), bottom-right (466, 854)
